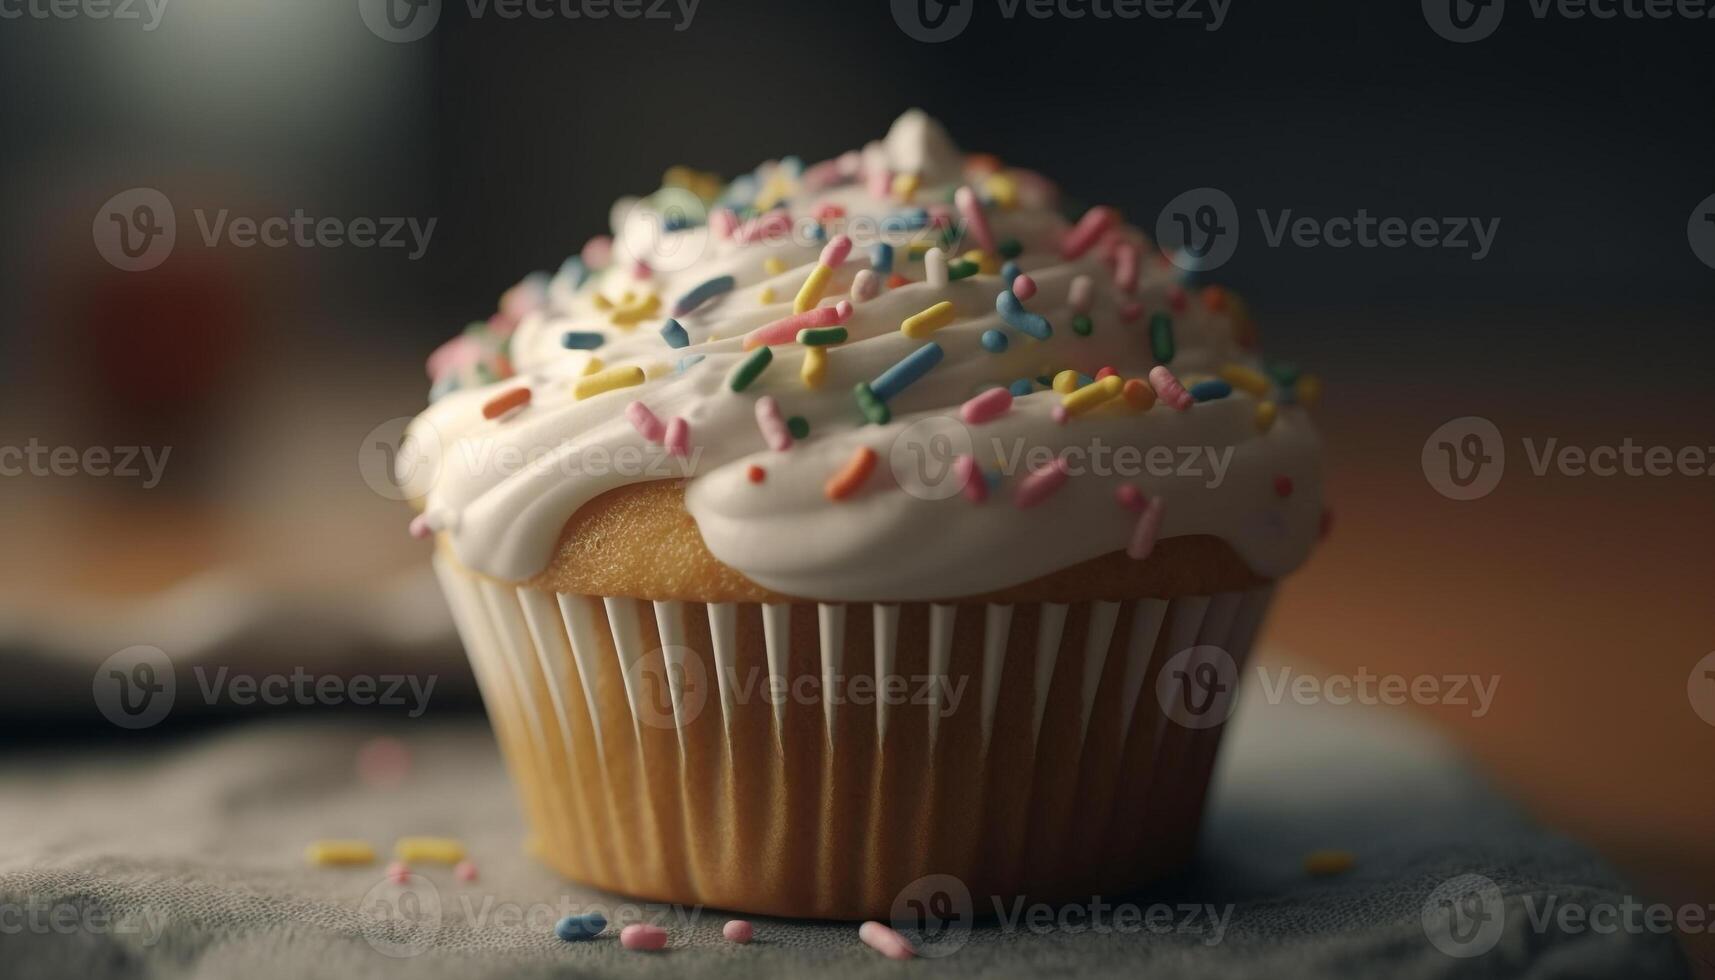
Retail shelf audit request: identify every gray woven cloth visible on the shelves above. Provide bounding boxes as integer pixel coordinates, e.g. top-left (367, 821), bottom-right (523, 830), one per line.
top-left (0, 691), bottom-right (1689, 979)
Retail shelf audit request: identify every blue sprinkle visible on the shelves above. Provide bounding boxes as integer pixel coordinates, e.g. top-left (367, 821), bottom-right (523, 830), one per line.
top-left (881, 208), bottom-right (929, 233)
top-left (996, 290), bottom-right (1052, 340)
top-left (1078, 373), bottom-right (1095, 387)
top-left (429, 374), bottom-right (459, 402)
top-left (555, 913), bottom-right (606, 942)
top-left (981, 329), bottom-right (1009, 353)
top-left (663, 213), bottom-right (689, 232)
top-left (871, 243), bottom-right (894, 275)
top-left (1035, 375), bottom-right (1054, 387)
top-left (659, 318), bottom-right (690, 349)
top-left (779, 155), bottom-right (805, 176)
top-left (671, 275), bottom-right (735, 317)
top-left (677, 354), bottom-right (706, 372)
top-left (1190, 379), bottom-right (1233, 402)
top-left (1000, 260), bottom-right (1021, 285)
top-left (561, 331), bottom-right (605, 350)
top-left (558, 255), bottom-right (589, 290)
top-left (1008, 378), bottom-right (1034, 397)
top-left (983, 468), bottom-right (1003, 490)
top-left (870, 342), bottom-right (944, 402)
top-left (808, 224), bottom-right (827, 242)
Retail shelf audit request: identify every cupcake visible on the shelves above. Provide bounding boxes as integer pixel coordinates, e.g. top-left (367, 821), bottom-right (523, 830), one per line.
top-left (402, 110), bottom-right (1323, 919)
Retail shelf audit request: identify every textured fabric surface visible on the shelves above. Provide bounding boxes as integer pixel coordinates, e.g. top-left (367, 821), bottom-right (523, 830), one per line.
top-left (0, 688), bottom-right (1690, 979)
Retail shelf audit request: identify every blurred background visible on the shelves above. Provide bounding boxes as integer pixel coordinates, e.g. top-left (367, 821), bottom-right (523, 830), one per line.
top-left (1, 0), bottom-right (1711, 969)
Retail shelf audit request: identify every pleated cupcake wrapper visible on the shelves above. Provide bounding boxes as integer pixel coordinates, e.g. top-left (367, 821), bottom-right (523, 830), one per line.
top-left (432, 552), bottom-right (1274, 920)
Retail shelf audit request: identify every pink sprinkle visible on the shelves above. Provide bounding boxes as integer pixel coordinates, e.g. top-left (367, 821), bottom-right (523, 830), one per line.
top-left (859, 921), bottom-right (915, 961)
top-left (953, 185), bottom-right (996, 254)
top-left (733, 210), bottom-right (792, 245)
top-left (407, 514), bottom-right (433, 540)
top-left (1115, 242), bottom-right (1139, 294)
top-left (455, 860), bottom-right (478, 883)
top-left (866, 169), bottom-right (892, 199)
top-left (1169, 285), bottom-right (1188, 312)
top-left (626, 400), bottom-right (666, 443)
top-left (743, 301), bottom-right (853, 350)
top-left (631, 259), bottom-right (652, 280)
top-left (580, 235), bottom-right (612, 269)
top-left (1120, 301), bottom-right (1143, 322)
top-left (621, 924), bottom-right (668, 952)
top-left (850, 269), bottom-right (880, 302)
top-left (1062, 205), bottom-right (1118, 260)
top-left (1115, 484), bottom-right (1145, 512)
top-left (1014, 456), bottom-right (1070, 509)
top-left (710, 209), bottom-right (739, 240)
top-left (1011, 273), bottom-right (1037, 302)
top-left (1095, 366), bottom-right (1118, 381)
top-left (665, 417), bottom-right (690, 457)
top-left (722, 920), bottom-right (754, 944)
top-left (425, 334), bottom-right (479, 380)
top-left (754, 395), bottom-right (792, 451)
top-left (1068, 274), bottom-right (1093, 314)
top-left (1051, 405), bottom-right (1070, 425)
top-left (812, 202), bottom-right (846, 222)
top-left (356, 736), bottom-right (411, 788)
top-left (960, 387), bottom-right (1012, 425)
top-left (955, 455), bottom-right (987, 503)
top-left (1127, 497), bottom-right (1166, 560)
top-left (387, 861), bottom-right (411, 885)
top-left (1148, 366), bottom-right (1194, 412)
top-left (820, 234), bottom-right (853, 268)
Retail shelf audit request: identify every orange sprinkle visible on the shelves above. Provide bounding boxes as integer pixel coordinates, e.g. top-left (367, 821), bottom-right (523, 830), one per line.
top-left (482, 387), bottom-right (531, 419)
top-left (886, 273), bottom-right (910, 289)
top-left (1201, 284), bottom-right (1228, 312)
top-left (1122, 378), bottom-right (1156, 410)
top-left (747, 465), bottom-right (766, 484)
top-left (824, 446), bottom-right (878, 501)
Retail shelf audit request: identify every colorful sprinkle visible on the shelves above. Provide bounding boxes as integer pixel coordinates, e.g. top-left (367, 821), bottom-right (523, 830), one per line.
top-left (747, 465), bottom-right (766, 484)
top-left (886, 273), bottom-right (911, 289)
top-left (787, 415), bottom-right (810, 439)
top-left (953, 185), bottom-right (996, 254)
top-left (996, 289), bottom-right (1052, 340)
top-left (997, 237), bottom-right (1022, 259)
top-left (961, 387), bottom-right (1013, 425)
top-left (1052, 370), bottom-right (1081, 394)
top-left (1069, 274), bottom-right (1093, 313)
top-left (305, 841), bottom-right (375, 866)
top-left (1114, 241), bottom-right (1139, 294)
top-left (1190, 379), bottom-right (1232, 402)
top-left (1062, 374), bottom-right (1124, 415)
top-left (729, 347), bottom-right (773, 392)
top-left (794, 235), bottom-right (852, 313)
top-left (625, 401), bottom-right (665, 443)
top-left (1127, 497), bottom-right (1165, 560)
top-left (1219, 363), bottom-right (1270, 395)
top-left (1071, 315), bottom-right (1094, 336)
top-left (798, 326), bottom-right (848, 346)
top-left (1296, 374), bottom-right (1323, 407)
top-left (744, 300), bottom-right (853, 350)
top-left (574, 366), bottom-right (645, 400)
top-left (1000, 260), bottom-right (1021, 285)
top-left (871, 243), bottom-right (895, 274)
top-left (1123, 378), bottom-right (1156, 411)
top-left (947, 257), bottom-right (979, 280)
top-left (924, 247), bottom-right (949, 288)
top-left (859, 921), bottom-right (916, 961)
top-left (802, 346), bottom-right (828, 388)
top-left (870, 342), bottom-right (944, 402)
top-left (665, 416), bottom-right (690, 456)
top-left (1149, 312), bottom-right (1176, 364)
top-left (1115, 484), bottom-right (1145, 512)
top-left (387, 861), bottom-right (411, 885)
top-left (677, 353), bottom-right (705, 372)
top-left (621, 923), bottom-right (669, 952)
top-left (980, 329), bottom-right (1008, 352)
top-left (395, 837), bottom-right (465, 864)
top-left (1255, 401), bottom-right (1278, 431)
top-left (562, 331), bottom-right (605, 350)
top-left (407, 514), bottom-right (433, 539)
top-left (482, 387), bottom-right (531, 419)
top-left (556, 913), bottom-right (607, 942)
top-left (671, 274), bottom-right (735, 316)
top-left (1267, 362), bottom-right (1302, 388)
top-left (754, 395), bottom-right (792, 451)
top-left (658, 319), bottom-right (690, 349)
top-left (985, 173), bottom-right (1019, 209)
top-left (763, 257), bottom-right (786, 276)
top-left (1014, 456), bottom-right (1070, 509)
top-left (825, 446), bottom-right (879, 501)
top-left (1062, 205), bottom-right (1118, 260)
top-left (1304, 849), bottom-right (1355, 877)
top-left (892, 172), bottom-right (921, 202)
top-left (854, 382), bottom-right (889, 424)
top-left (850, 269), bottom-right (881, 302)
top-left (1148, 365), bottom-right (1193, 412)
top-left (723, 920), bottom-right (755, 944)
top-left (1011, 273), bottom-right (1037, 301)
top-left (901, 301), bottom-right (956, 339)
top-left (1008, 378), bottom-right (1034, 397)
top-left (758, 286), bottom-right (777, 304)
top-left (455, 860), bottom-right (478, 883)
top-left (956, 454), bottom-right (987, 503)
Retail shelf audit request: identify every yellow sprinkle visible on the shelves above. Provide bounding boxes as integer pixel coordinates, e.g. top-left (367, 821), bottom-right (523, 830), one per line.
top-left (395, 837), bottom-right (466, 865)
top-left (974, 251), bottom-right (1001, 274)
top-left (1220, 364), bottom-right (1271, 396)
top-left (801, 346), bottom-right (827, 388)
top-left (1296, 374), bottom-right (1323, 407)
top-left (907, 241), bottom-right (932, 260)
top-left (644, 361), bottom-right (672, 380)
top-left (763, 257), bottom-right (786, 276)
top-left (581, 356), bottom-right (605, 376)
top-left (1255, 401), bottom-right (1278, 432)
top-left (1052, 370), bottom-right (1081, 394)
top-left (961, 249), bottom-right (985, 265)
top-left (1303, 849), bottom-right (1355, 877)
top-left (794, 264), bottom-right (834, 314)
top-left (900, 301), bottom-right (956, 339)
top-left (305, 841), bottom-right (375, 866)
top-left (574, 365), bottom-right (645, 400)
top-left (759, 286), bottom-right (777, 304)
top-left (892, 172), bottom-right (921, 202)
top-left (608, 293), bottom-right (660, 327)
top-left (1062, 375), bottom-right (1124, 415)
top-left (591, 294), bottom-right (613, 311)
top-left (621, 290), bottom-right (635, 304)
top-left (985, 174), bottom-right (1018, 210)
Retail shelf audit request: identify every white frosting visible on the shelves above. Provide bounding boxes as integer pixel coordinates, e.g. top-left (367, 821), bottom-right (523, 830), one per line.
top-left (405, 112), bottom-right (1322, 601)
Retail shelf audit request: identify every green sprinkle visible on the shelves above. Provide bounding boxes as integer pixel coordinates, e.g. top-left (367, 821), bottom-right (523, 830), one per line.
top-left (796, 326), bottom-right (848, 346)
top-left (854, 382), bottom-right (890, 425)
top-left (787, 415), bottom-right (810, 439)
top-left (1267, 361), bottom-right (1301, 388)
top-left (1072, 314), bottom-right (1094, 337)
top-left (1149, 312), bottom-right (1176, 364)
top-left (998, 238), bottom-right (1022, 259)
top-left (947, 259), bottom-right (979, 281)
top-left (729, 347), bottom-right (773, 392)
